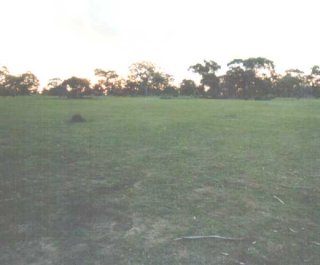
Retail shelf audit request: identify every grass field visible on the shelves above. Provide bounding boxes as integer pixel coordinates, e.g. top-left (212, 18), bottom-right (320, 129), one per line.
top-left (1, 96), bottom-right (320, 265)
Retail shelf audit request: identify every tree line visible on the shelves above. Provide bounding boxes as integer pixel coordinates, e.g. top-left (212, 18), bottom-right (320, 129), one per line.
top-left (1, 58), bottom-right (320, 99)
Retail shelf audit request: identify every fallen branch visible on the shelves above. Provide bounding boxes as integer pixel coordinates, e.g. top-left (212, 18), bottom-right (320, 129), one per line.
top-left (174, 235), bottom-right (246, 241)
top-left (311, 241), bottom-right (320, 246)
top-left (273, 195), bottom-right (285, 205)
top-left (279, 184), bottom-right (318, 191)
top-left (289, 227), bottom-right (297, 233)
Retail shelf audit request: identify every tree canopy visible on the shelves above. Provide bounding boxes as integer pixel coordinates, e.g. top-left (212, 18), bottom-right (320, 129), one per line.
top-left (2, 59), bottom-right (320, 99)
top-left (189, 60), bottom-right (221, 97)
top-left (0, 68), bottom-right (39, 96)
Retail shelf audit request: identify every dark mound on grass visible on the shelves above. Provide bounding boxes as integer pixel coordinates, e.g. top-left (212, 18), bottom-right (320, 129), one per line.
top-left (70, 114), bottom-right (86, 123)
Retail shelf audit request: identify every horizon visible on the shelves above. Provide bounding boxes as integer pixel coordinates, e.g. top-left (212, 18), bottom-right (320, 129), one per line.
top-left (1, 57), bottom-right (318, 89)
top-left (1, 0), bottom-right (319, 87)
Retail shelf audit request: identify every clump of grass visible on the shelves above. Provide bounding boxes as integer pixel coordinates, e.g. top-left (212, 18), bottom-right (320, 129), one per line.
top-left (70, 113), bottom-right (86, 123)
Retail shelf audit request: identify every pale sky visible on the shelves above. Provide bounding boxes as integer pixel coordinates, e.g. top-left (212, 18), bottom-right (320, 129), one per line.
top-left (1, 0), bottom-right (319, 87)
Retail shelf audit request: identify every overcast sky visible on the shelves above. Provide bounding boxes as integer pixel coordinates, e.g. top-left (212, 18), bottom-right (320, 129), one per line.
top-left (1, 0), bottom-right (319, 86)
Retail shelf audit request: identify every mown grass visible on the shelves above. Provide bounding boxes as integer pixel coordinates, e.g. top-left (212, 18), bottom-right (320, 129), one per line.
top-left (0, 96), bottom-right (320, 264)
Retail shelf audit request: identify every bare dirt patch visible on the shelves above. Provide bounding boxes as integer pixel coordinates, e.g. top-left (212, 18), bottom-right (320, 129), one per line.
top-left (126, 216), bottom-right (175, 248)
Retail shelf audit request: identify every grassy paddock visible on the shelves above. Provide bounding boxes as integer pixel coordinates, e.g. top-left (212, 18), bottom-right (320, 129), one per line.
top-left (0, 96), bottom-right (320, 264)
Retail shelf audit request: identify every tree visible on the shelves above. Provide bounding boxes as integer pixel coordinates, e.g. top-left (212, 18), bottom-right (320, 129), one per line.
top-left (0, 69), bottom-right (39, 96)
top-left (61, 76), bottom-right (92, 98)
top-left (45, 78), bottom-right (67, 96)
top-left (309, 66), bottom-right (320, 97)
top-left (18, 72), bottom-right (40, 95)
top-left (223, 66), bottom-right (246, 98)
top-left (0, 66), bottom-right (10, 96)
top-left (275, 69), bottom-right (307, 97)
top-left (128, 62), bottom-right (173, 96)
top-left (179, 79), bottom-right (199, 96)
top-left (311, 65), bottom-right (320, 76)
top-left (226, 57), bottom-right (275, 98)
top-left (241, 57), bottom-right (275, 77)
top-left (161, 85), bottom-right (178, 96)
top-left (0, 66), bottom-right (9, 83)
top-left (94, 69), bottom-right (119, 95)
top-left (128, 62), bottom-right (156, 96)
top-left (188, 60), bottom-right (221, 97)
top-left (151, 72), bottom-right (173, 94)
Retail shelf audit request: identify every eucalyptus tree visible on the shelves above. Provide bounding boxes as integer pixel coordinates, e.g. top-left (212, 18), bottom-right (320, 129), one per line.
top-left (0, 66), bottom-right (9, 83)
top-left (45, 78), bottom-right (66, 96)
top-left (128, 62), bottom-right (172, 96)
top-left (94, 69), bottom-right (119, 95)
top-left (275, 69), bottom-right (306, 97)
top-left (179, 79), bottom-right (199, 96)
top-left (61, 76), bottom-right (92, 98)
top-left (224, 66), bottom-right (246, 98)
top-left (188, 60), bottom-right (221, 97)
top-left (0, 66), bottom-right (10, 95)
top-left (0, 68), bottom-right (39, 96)
top-left (310, 66), bottom-right (320, 97)
top-left (226, 57), bottom-right (275, 98)
top-left (128, 62), bottom-right (156, 96)
top-left (18, 72), bottom-right (40, 95)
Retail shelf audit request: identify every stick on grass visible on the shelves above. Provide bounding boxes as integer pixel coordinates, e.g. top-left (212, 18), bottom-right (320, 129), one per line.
top-left (174, 235), bottom-right (246, 241)
top-left (273, 195), bottom-right (285, 205)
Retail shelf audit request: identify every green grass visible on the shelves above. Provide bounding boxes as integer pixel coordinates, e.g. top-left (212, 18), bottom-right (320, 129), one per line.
top-left (1, 96), bottom-right (320, 264)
